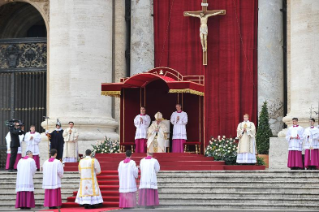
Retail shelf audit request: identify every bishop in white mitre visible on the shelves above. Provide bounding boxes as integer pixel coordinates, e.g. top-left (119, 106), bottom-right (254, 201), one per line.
top-left (63, 121), bottom-right (79, 163)
top-left (147, 112), bottom-right (168, 153)
top-left (286, 117), bottom-right (304, 170)
top-left (15, 150), bottom-right (37, 209)
top-left (75, 149), bottom-right (103, 209)
top-left (43, 149), bottom-right (64, 209)
top-left (303, 118), bottom-right (319, 170)
top-left (236, 114), bottom-right (257, 164)
top-left (24, 125), bottom-right (41, 170)
top-left (138, 152), bottom-right (160, 208)
top-left (118, 150), bottom-right (139, 208)
top-left (170, 103), bottom-right (188, 153)
top-left (134, 106), bottom-right (151, 153)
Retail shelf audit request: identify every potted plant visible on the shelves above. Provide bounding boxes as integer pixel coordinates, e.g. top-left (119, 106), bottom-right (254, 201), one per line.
top-left (205, 136), bottom-right (237, 165)
top-left (92, 137), bottom-right (120, 154)
top-left (256, 101), bottom-right (273, 168)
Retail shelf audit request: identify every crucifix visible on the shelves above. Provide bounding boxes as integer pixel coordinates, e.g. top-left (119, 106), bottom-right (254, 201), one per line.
top-left (184, 0), bottom-right (226, 65)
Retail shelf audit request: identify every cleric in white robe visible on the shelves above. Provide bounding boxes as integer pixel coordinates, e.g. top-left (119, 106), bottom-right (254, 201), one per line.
top-left (134, 106), bottom-right (151, 153)
top-left (138, 152), bottom-right (160, 208)
top-left (236, 114), bottom-right (257, 164)
top-left (147, 112), bottom-right (169, 153)
top-left (286, 117), bottom-right (304, 170)
top-left (43, 149), bottom-right (64, 209)
top-left (75, 149), bottom-right (103, 209)
top-left (118, 150), bottom-right (139, 208)
top-left (63, 121), bottom-right (79, 163)
top-left (24, 125), bottom-right (41, 170)
top-left (303, 118), bottom-right (319, 170)
top-left (6, 133), bottom-right (24, 170)
top-left (15, 150), bottom-right (37, 209)
top-left (170, 103), bottom-right (188, 153)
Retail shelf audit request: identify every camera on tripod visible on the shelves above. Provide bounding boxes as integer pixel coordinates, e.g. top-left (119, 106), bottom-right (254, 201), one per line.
top-left (5, 119), bottom-right (24, 129)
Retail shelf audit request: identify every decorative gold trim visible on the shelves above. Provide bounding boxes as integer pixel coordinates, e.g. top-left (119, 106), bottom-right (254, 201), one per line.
top-left (169, 89), bottom-right (204, 96)
top-left (101, 91), bottom-right (121, 97)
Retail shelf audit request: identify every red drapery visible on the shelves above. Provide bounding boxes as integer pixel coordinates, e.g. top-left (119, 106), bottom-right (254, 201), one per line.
top-left (154, 0), bottom-right (258, 143)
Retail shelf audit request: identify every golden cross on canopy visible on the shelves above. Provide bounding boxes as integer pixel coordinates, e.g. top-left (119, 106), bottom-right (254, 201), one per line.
top-left (184, 0), bottom-right (226, 65)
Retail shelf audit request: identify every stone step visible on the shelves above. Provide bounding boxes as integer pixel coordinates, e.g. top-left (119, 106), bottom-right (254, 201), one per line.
top-left (156, 182), bottom-right (319, 187)
top-left (157, 203), bottom-right (319, 210)
top-left (159, 197), bottom-right (319, 204)
top-left (158, 186), bottom-right (319, 194)
top-left (159, 191), bottom-right (319, 198)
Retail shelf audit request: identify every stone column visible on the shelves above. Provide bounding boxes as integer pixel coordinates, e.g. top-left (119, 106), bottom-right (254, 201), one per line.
top-left (270, 0), bottom-right (319, 169)
top-left (130, 0), bottom-right (154, 76)
top-left (282, 0), bottom-right (319, 127)
top-left (114, 0), bottom-right (127, 126)
top-left (40, 0), bottom-right (118, 167)
top-left (258, 0), bottom-right (284, 136)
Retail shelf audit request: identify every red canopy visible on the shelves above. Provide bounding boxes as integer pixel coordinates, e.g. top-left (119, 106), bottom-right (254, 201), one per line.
top-left (101, 67), bottom-right (204, 97)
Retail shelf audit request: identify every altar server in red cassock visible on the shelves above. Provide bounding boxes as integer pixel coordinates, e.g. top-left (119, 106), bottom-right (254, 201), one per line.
top-left (118, 150), bottom-right (139, 208)
top-left (286, 117), bottom-right (304, 170)
top-left (42, 149), bottom-right (64, 209)
top-left (171, 104), bottom-right (188, 153)
top-left (303, 118), bottom-right (319, 170)
top-left (134, 107), bottom-right (151, 153)
top-left (15, 150), bottom-right (36, 209)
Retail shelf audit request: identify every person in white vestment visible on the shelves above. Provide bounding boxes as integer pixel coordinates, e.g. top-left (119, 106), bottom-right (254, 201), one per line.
top-left (118, 150), bottom-right (139, 208)
top-left (15, 150), bottom-right (37, 209)
top-left (170, 104), bottom-right (188, 153)
top-left (138, 152), bottom-right (160, 208)
top-left (5, 131), bottom-right (11, 169)
top-left (286, 117), bottom-right (304, 170)
top-left (147, 112), bottom-right (169, 153)
top-left (303, 118), bottom-right (319, 170)
top-left (236, 114), bottom-right (257, 164)
top-left (63, 121), bottom-right (79, 163)
top-left (134, 107), bottom-right (151, 153)
top-left (43, 149), bottom-right (64, 209)
top-left (75, 149), bottom-right (103, 209)
top-left (24, 125), bottom-right (41, 170)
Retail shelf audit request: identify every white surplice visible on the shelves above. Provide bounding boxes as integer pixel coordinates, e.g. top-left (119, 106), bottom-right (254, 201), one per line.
top-left (17, 135), bottom-right (24, 154)
top-left (75, 156), bottom-right (103, 205)
top-left (139, 157), bottom-right (160, 189)
top-left (16, 157), bottom-right (37, 192)
top-left (170, 111), bottom-right (188, 140)
top-left (6, 132), bottom-right (11, 154)
top-left (118, 159), bottom-right (138, 193)
top-left (42, 159), bottom-right (64, 189)
top-left (134, 114), bottom-right (151, 139)
top-left (303, 126), bottom-right (319, 150)
top-left (63, 127), bottom-right (79, 162)
top-left (286, 125), bottom-right (304, 151)
top-left (24, 132), bottom-right (41, 155)
top-left (147, 121), bottom-right (168, 153)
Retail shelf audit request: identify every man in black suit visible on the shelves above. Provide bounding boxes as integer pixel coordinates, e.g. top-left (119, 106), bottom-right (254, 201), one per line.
top-left (9, 121), bottom-right (25, 172)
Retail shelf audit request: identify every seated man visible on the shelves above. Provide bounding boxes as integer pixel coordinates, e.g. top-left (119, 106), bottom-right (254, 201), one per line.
top-left (147, 112), bottom-right (168, 153)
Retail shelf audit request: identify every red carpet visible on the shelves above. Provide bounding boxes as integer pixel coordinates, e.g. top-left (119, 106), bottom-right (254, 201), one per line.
top-left (62, 153), bottom-right (265, 209)
top-left (42, 207), bottom-right (119, 211)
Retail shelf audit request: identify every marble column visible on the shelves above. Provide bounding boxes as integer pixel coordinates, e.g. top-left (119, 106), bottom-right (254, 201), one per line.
top-left (282, 0), bottom-right (319, 127)
top-left (130, 0), bottom-right (154, 76)
top-left (258, 0), bottom-right (284, 136)
top-left (270, 0), bottom-right (319, 169)
top-left (39, 0), bottom-right (118, 167)
top-left (114, 0), bottom-right (127, 128)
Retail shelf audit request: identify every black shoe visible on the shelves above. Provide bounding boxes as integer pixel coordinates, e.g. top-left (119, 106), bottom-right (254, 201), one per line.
top-left (25, 208), bottom-right (31, 210)
top-left (8, 169), bottom-right (13, 172)
top-left (37, 169), bottom-right (40, 171)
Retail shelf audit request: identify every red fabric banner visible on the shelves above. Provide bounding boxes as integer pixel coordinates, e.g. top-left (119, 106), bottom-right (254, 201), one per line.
top-left (154, 0), bottom-right (258, 142)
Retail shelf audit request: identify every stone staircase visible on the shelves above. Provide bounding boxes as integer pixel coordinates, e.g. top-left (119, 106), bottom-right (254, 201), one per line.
top-left (0, 171), bottom-right (79, 209)
top-left (156, 171), bottom-right (319, 211)
top-left (1, 170), bottom-right (319, 210)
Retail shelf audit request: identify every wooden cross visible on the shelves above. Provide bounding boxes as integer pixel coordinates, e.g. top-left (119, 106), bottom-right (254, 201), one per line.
top-left (184, 0), bottom-right (226, 65)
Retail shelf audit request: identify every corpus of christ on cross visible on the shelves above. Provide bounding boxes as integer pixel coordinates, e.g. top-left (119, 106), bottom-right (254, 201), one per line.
top-left (184, 0), bottom-right (226, 65)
